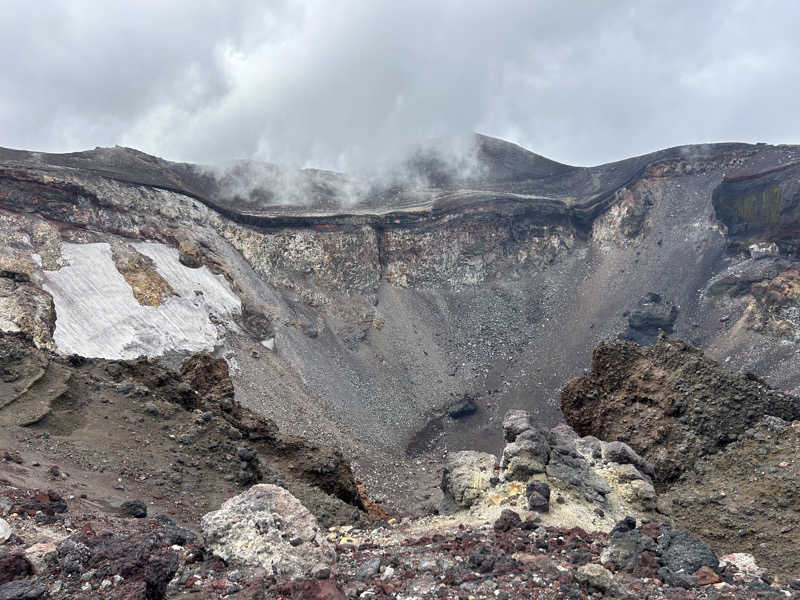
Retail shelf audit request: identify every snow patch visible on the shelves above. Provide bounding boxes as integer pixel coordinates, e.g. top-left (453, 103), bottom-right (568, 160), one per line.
top-left (42, 242), bottom-right (241, 359)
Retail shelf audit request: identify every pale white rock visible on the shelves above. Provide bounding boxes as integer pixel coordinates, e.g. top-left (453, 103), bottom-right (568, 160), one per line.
top-left (261, 337), bottom-right (276, 351)
top-left (0, 518), bottom-right (11, 544)
top-left (720, 553), bottom-right (764, 581)
top-left (42, 242), bottom-right (240, 359)
top-left (201, 484), bottom-right (335, 578)
top-left (749, 242), bottom-right (779, 260)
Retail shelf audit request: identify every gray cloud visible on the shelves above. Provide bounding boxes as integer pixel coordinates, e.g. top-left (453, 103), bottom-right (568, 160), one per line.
top-left (2, 0), bottom-right (800, 171)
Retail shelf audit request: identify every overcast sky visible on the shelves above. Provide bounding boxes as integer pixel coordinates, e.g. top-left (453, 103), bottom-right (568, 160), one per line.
top-left (2, 1), bottom-right (799, 171)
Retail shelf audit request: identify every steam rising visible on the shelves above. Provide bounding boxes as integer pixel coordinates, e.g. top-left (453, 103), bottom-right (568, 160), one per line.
top-left (203, 133), bottom-right (488, 207)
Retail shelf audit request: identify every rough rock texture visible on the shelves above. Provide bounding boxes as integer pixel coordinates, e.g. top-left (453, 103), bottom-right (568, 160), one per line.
top-left (561, 336), bottom-right (800, 483)
top-left (620, 292), bottom-right (678, 345)
top-left (0, 519), bottom-right (10, 545)
top-left (201, 484), bottom-right (335, 577)
top-left (664, 416), bottom-right (800, 579)
top-left (439, 451), bottom-right (496, 514)
top-left (441, 411), bottom-right (662, 531)
top-left (328, 514), bottom-right (794, 598)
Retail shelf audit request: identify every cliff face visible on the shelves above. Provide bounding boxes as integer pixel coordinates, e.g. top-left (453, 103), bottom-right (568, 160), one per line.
top-left (2, 136), bottom-right (800, 462)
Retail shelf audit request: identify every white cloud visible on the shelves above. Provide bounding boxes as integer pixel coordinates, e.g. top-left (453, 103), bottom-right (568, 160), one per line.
top-left (2, 0), bottom-right (799, 170)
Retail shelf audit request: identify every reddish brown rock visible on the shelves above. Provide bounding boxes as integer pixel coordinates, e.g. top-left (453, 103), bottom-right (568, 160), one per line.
top-left (694, 566), bottom-right (721, 585)
top-left (561, 337), bottom-right (800, 483)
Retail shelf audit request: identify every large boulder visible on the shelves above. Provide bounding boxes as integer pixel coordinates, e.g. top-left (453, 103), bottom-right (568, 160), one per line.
top-left (440, 451), bottom-right (497, 514)
top-left (201, 484), bottom-right (335, 578)
top-left (658, 529), bottom-right (719, 575)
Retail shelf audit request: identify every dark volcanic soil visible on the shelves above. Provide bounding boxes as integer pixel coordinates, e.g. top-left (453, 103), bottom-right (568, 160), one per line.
top-left (0, 332), bottom-right (368, 530)
top-left (664, 416), bottom-right (800, 580)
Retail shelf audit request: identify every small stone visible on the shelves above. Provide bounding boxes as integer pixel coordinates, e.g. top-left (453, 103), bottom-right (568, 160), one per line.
top-left (380, 566), bottom-right (395, 581)
top-left (0, 520), bottom-right (10, 545)
top-left (693, 566), bottom-right (720, 585)
top-left (527, 492), bottom-right (549, 513)
top-left (493, 509), bottom-right (522, 532)
top-left (143, 401), bottom-right (160, 416)
top-left (576, 563), bottom-right (614, 591)
top-left (355, 557), bottom-right (380, 579)
top-left (119, 499), bottom-right (147, 518)
top-left (418, 557), bottom-right (438, 572)
top-left (237, 447), bottom-right (257, 462)
top-left (311, 564), bottom-right (331, 579)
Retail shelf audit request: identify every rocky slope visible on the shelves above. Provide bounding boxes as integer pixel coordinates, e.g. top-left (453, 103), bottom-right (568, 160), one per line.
top-left (3, 135), bottom-right (800, 509)
top-left (0, 331), bottom-right (367, 530)
top-left (1, 412), bottom-right (797, 599)
top-left (561, 336), bottom-right (800, 484)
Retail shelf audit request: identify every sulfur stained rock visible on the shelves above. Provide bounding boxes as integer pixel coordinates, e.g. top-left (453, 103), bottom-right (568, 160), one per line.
top-left (440, 451), bottom-right (497, 515)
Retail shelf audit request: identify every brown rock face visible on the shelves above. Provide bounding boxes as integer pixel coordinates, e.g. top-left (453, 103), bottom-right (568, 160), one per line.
top-left (664, 416), bottom-right (800, 580)
top-left (560, 336), bottom-right (800, 484)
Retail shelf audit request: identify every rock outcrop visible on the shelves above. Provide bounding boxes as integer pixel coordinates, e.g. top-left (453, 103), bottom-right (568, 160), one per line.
top-left (441, 410), bottom-right (662, 529)
top-left (201, 484), bottom-right (335, 578)
top-left (561, 336), bottom-right (800, 483)
top-left (439, 451), bottom-right (496, 514)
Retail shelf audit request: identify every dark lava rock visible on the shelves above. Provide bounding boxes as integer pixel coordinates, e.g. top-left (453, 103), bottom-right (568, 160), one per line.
top-left (12, 490), bottom-right (66, 517)
top-left (120, 499), bottom-right (148, 518)
top-left (152, 514), bottom-right (197, 547)
top-left (621, 293), bottom-right (678, 345)
top-left (56, 538), bottom-right (91, 575)
top-left (610, 516), bottom-right (637, 537)
top-left (493, 509), bottom-right (522, 532)
top-left (468, 545), bottom-right (499, 573)
top-left (527, 490), bottom-right (550, 512)
top-left (0, 580), bottom-right (45, 600)
top-left (447, 395), bottom-right (477, 419)
top-left (0, 554), bottom-right (31, 585)
top-left (658, 567), bottom-right (699, 589)
top-left (527, 492), bottom-right (550, 513)
top-left (658, 529), bottom-right (719, 574)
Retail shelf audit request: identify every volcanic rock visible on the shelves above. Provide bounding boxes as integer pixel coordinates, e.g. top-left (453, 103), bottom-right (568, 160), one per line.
top-left (621, 293), bottom-right (678, 345)
top-left (561, 336), bottom-right (800, 483)
top-left (201, 484), bottom-right (335, 578)
top-left (575, 563), bottom-right (614, 591)
top-left (439, 451), bottom-right (496, 514)
top-left (0, 521), bottom-right (9, 545)
top-left (0, 580), bottom-right (45, 600)
top-left (119, 499), bottom-right (147, 519)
